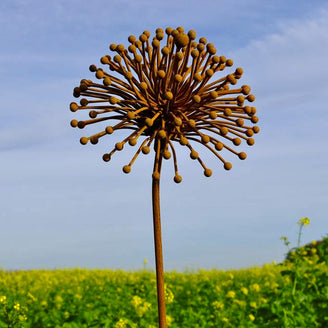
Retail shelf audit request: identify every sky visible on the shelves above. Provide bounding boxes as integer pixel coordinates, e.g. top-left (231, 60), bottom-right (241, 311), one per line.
top-left (1, 0), bottom-right (327, 272)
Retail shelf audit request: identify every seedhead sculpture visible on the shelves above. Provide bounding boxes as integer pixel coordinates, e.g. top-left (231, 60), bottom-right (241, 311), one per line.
top-left (70, 26), bottom-right (259, 328)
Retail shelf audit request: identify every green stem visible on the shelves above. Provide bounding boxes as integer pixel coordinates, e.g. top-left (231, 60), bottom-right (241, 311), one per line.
top-left (297, 224), bottom-right (303, 248)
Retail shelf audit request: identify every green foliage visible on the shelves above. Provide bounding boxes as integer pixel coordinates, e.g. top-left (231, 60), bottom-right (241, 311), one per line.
top-left (286, 236), bottom-right (328, 265)
top-left (0, 260), bottom-right (327, 327)
top-left (0, 219), bottom-right (326, 327)
top-left (0, 296), bottom-right (28, 328)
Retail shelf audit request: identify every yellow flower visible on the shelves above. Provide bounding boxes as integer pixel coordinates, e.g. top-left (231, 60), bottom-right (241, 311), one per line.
top-left (131, 295), bottom-right (143, 307)
top-left (250, 283), bottom-right (260, 292)
top-left (74, 294), bottom-right (82, 300)
top-left (165, 286), bottom-right (174, 304)
top-left (14, 303), bottom-right (20, 310)
top-left (298, 217), bottom-right (310, 226)
top-left (166, 315), bottom-right (173, 326)
top-left (41, 300), bottom-right (47, 307)
top-left (136, 302), bottom-right (151, 317)
top-left (226, 291), bottom-right (236, 298)
top-left (215, 285), bottom-right (221, 293)
top-left (222, 317), bottom-right (229, 323)
top-left (114, 318), bottom-right (129, 328)
top-left (250, 301), bottom-right (257, 308)
top-left (55, 295), bottom-right (63, 303)
top-left (241, 287), bottom-right (248, 295)
top-left (212, 301), bottom-right (224, 309)
top-left (249, 314), bottom-right (255, 321)
top-left (143, 258), bottom-right (149, 264)
top-left (0, 296), bottom-right (6, 303)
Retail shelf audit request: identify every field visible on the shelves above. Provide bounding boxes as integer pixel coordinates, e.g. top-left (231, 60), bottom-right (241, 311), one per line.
top-left (1, 254), bottom-right (327, 328)
top-left (1, 222), bottom-right (327, 328)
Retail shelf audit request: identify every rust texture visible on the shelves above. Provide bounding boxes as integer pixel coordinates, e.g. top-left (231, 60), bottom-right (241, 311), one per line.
top-left (70, 26), bottom-right (259, 328)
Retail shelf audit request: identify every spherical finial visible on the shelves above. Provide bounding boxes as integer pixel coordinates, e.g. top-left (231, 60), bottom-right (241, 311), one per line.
top-left (80, 137), bottom-right (88, 145)
top-left (100, 56), bottom-right (110, 65)
top-left (174, 174), bottom-right (182, 183)
top-left (127, 112), bottom-right (135, 120)
top-left (238, 152), bottom-right (247, 160)
top-left (158, 130), bottom-right (166, 139)
top-left (90, 137), bottom-right (98, 145)
top-left (179, 136), bottom-right (188, 145)
top-left (165, 27), bottom-right (173, 35)
top-left (123, 165), bottom-right (131, 174)
top-left (190, 150), bottom-right (198, 160)
top-left (115, 142), bottom-right (124, 150)
top-left (164, 91), bottom-right (173, 100)
top-left (109, 44), bottom-right (117, 51)
top-left (106, 126), bottom-right (114, 134)
top-left (242, 85), bottom-right (251, 95)
top-left (102, 153), bottom-right (111, 162)
top-left (193, 95), bottom-right (201, 103)
top-left (142, 146), bottom-right (150, 154)
top-left (161, 47), bottom-right (170, 56)
top-left (204, 168), bottom-right (212, 177)
top-left (226, 59), bottom-right (234, 67)
top-left (201, 135), bottom-right (210, 143)
top-left (174, 74), bottom-right (183, 83)
top-left (188, 119), bottom-right (196, 128)
top-left (116, 44), bottom-right (125, 52)
top-left (70, 119), bottom-right (78, 127)
top-left (247, 138), bottom-right (255, 146)
top-left (157, 70), bottom-right (166, 78)
top-left (215, 142), bottom-right (224, 151)
top-left (224, 162), bottom-right (232, 170)
top-left (152, 39), bottom-right (160, 48)
top-left (109, 97), bottom-right (119, 104)
top-left (174, 117), bottom-right (182, 126)
top-left (174, 33), bottom-right (189, 48)
top-left (253, 126), bottom-right (260, 134)
top-left (128, 35), bottom-right (136, 43)
top-left (163, 150), bottom-right (171, 159)
top-left (247, 94), bottom-right (256, 102)
top-left (70, 102), bottom-right (78, 112)
top-left (188, 30), bottom-right (196, 40)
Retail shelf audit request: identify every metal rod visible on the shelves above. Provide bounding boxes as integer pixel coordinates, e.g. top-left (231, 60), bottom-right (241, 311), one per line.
top-left (152, 145), bottom-right (166, 328)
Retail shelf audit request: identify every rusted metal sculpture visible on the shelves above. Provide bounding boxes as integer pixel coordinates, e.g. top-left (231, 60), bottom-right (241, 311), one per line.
top-left (70, 26), bottom-right (259, 328)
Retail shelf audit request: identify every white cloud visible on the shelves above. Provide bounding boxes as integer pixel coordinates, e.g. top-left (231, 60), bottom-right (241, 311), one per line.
top-left (231, 7), bottom-right (328, 106)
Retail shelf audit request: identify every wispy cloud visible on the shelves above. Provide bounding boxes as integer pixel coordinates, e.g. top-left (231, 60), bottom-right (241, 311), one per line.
top-left (231, 7), bottom-right (328, 104)
top-left (1, 1), bottom-right (327, 270)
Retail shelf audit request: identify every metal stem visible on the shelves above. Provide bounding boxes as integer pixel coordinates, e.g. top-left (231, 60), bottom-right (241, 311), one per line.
top-left (152, 147), bottom-right (166, 328)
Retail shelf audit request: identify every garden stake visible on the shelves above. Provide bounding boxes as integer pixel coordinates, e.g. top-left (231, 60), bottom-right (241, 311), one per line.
top-left (69, 26), bottom-right (259, 328)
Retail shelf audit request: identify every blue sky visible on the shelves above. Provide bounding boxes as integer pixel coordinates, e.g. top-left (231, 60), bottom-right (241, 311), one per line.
top-left (1, 0), bottom-right (327, 271)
